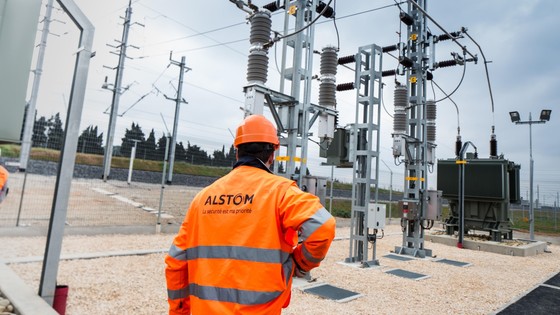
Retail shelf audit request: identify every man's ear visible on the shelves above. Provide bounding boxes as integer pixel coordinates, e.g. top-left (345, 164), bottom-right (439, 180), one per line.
top-left (267, 152), bottom-right (275, 166)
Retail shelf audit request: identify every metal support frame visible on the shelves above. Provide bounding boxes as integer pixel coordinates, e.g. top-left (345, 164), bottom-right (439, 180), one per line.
top-left (39, 0), bottom-right (94, 305)
top-left (276, 0), bottom-right (317, 184)
top-left (102, 0), bottom-right (133, 181)
top-left (345, 44), bottom-right (383, 267)
top-left (395, 0), bottom-right (432, 258)
top-left (164, 55), bottom-right (190, 184)
top-left (241, 1), bottom-right (338, 186)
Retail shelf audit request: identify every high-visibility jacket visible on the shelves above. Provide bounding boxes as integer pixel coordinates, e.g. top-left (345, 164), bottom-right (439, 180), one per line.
top-left (0, 165), bottom-right (8, 203)
top-left (165, 162), bottom-right (336, 315)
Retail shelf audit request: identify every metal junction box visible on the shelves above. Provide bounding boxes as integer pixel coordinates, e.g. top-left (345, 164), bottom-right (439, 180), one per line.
top-left (367, 203), bottom-right (386, 229)
top-left (425, 190), bottom-right (442, 221)
top-left (301, 176), bottom-right (328, 206)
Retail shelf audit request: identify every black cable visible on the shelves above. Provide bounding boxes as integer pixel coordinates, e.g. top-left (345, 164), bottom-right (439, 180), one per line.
top-left (462, 27), bottom-right (495, 131)
top-left (316, 1), bottom-right (406, 24)
top-left (267, 0), bottom-right (334, 48)
top-left (434, 52), bottom-right (467, 103)
top-left (393, 0), bottom-right (404, 13)
top-left (431, 80), bottom-right (461, 134)
top-left (333, 0), bottom-right (340, 50)
top-left (380, 83), bottom-right (393, 118)
top-left (308, 137), bottom-right (330, 151)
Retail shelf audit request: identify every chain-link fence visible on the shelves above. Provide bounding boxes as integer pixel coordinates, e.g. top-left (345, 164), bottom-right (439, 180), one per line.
top-left (510, 207), bottom-right (560, 234)
top-left (0, 167), bottom-right (201, 228)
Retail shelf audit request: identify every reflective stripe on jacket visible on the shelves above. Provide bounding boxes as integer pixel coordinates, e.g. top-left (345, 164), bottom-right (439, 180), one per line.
top-left (165, 164), bottom-right (335, 314)
top-left (0, 166), bottom-right (8, 203)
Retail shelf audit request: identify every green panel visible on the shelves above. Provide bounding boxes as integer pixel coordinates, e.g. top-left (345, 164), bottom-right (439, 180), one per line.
top-left (437, 159), bottom-right (507, 201)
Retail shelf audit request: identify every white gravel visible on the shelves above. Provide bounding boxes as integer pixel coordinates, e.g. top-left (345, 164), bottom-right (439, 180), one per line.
top-left (1, 224), bottom-right (559, 315)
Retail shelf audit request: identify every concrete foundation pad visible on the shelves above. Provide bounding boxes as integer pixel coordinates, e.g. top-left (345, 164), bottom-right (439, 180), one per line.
top-left (426, 233), bottom-right (548, 257)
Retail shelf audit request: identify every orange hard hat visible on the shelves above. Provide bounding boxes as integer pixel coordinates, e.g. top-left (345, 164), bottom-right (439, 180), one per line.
top-left (234, 115), bottom-right (279, 149)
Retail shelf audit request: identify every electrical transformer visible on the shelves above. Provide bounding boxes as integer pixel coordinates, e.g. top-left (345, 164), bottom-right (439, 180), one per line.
top-left (437, 157), bottom-right (521, 241)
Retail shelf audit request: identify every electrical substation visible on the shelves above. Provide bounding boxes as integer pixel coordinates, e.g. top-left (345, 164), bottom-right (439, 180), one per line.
top-left (232, 0), bottom-right (549, 266)
top-left (234, 0), bottom-right (470, 267)
top-left (3, 0), bottom-right (559, 313)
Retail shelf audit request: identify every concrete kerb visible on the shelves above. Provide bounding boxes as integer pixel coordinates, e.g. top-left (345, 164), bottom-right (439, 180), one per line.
top-left (0, 261), bottom-right (58, 315)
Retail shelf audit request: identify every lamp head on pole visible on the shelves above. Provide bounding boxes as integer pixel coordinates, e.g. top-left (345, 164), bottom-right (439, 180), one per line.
top-left (509, 111), bottom-right (520, 123)
top-left (539, 109), bottom-right (551, 121)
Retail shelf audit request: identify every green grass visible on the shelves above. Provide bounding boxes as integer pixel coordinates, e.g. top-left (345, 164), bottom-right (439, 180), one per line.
top-left (511, 209), bottom-right (560, 235)
top-left (0, 144), bottom-right (230, 178)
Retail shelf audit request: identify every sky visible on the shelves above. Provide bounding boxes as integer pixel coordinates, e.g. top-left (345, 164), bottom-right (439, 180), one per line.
top-left (27, 0), bottom-right (560, 206)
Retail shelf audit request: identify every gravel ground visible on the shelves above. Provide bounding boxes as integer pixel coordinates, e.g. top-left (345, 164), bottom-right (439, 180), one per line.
top-left (1, 223), bottom-right (559, 315)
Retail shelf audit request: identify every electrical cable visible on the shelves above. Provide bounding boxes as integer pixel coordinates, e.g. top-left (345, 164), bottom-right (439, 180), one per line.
top-left (434, 52), bottom-right (467, 103)
top-left (119, 90), bottom-right (154, 116)
top-left (381, 83), bottom-right (394, 118)
top-left (136, 2), bottom-right (246, 57)
top-left (332, 0), bottom-right (340, 50)
top-left (265, 0), bottom-right (334, 48)
top-left (184, 81), bottom-right (244, 104)
top-left (139, 38), bottom-right (248, 58)
top-left (431, 80), bottom-right (460, 133)
top-left (273, 35), bottom-right (282, 76)
top-left (461, 27), bottom-right (496, 132)
top-left (316, 1), bottom-right (406, 24)
top-left (308, 137), bottom-right (330, 151)
top-left (143, 21), bottom-right (247, 48)
top-left (393, 0), bottom-right (404, 13)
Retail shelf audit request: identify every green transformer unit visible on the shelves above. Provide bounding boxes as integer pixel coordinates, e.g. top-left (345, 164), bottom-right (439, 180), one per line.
top-left (437, 157), bottom-right (521, 241)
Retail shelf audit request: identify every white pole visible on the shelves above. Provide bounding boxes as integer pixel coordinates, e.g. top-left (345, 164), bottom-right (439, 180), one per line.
top-left (157, 135), bottom-right (170, 233)
top-left (127, 140), bottom-right (138, 185)
top-left (529, 112), bottom-right (534, 240)
top-left (329, 165), bottom-right (334, 213)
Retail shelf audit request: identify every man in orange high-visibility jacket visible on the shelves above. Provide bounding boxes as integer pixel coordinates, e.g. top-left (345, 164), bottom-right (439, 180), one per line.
top-left (165, 114), bottom-right (336, 314)
top-left (0, 164), bottom-right (8, 203)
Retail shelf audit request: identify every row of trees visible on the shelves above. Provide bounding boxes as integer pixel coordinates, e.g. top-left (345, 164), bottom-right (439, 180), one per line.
top-left (28, 113), bottom-right (237, 167)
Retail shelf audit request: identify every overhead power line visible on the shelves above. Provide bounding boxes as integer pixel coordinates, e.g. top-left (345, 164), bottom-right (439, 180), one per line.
top-left (137, 2), bottom-right (246, 56)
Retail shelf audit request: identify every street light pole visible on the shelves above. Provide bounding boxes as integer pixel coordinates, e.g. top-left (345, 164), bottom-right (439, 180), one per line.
top-left (509, 109), bottom-right (552, 241)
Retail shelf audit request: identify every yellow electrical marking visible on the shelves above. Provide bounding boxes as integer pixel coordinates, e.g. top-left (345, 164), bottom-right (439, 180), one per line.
top-left (406, 176), bottom-right (425, 182)
top-left (288, 5), bottom-right (297, 15)
top-left (275, 156), bottom-right (306, 163)
top-left (456, 160), bottom-right (467, 164)
top-left (410, 76), bottom-right (417, 83)
top-left (410, 33), bottom-right (418, 41)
